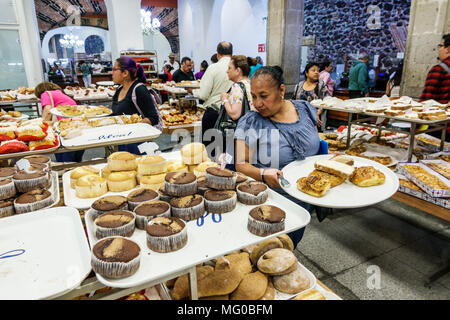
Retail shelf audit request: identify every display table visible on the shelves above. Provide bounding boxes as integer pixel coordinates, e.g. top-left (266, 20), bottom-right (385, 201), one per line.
top-left (392, 192), bottom-right (450, 222)
top-left (0, 99), bottom-right (41, 117)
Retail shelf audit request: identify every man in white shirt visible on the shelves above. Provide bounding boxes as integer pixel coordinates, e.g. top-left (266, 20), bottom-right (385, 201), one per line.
top-left (91, 59), bottom-right (103, 74)
top-left (161, 53), bottom-right (180, 73)
top-left (191, 41), bottom-right (233, 147)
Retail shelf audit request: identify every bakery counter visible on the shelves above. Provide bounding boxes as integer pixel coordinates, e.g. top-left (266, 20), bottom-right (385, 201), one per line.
top-left (77, 74), bottom-right (113, 87)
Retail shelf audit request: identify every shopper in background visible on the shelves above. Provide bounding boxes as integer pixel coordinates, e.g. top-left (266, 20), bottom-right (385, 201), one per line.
top-left (319, 60), bottom-right (335, 96)
top-left (158, 64), bottom-right (174, 102)
top-left (91, 59), bottom-right (103, 74)
top-left (211, 54), bottom-right (218, 64)
top-left (386, 62), bottom-right (403, 98)
top-left (35, 81), bottom-right (84, 162)
top-left (293, 62), bottom-right (330, 131)
top-left (420, 33), bottom-right (450, 105)
top-left (256, 56), bottom-right (264, 66)
top-left (79, 60), bottom-right (92, 88)
top-left (161, 52), bottom-right (180, 72)
top-left (172, 57), bottom-right (195, 83)
top-left (192, 41), bottom-right (233, 148)
top-left (234, 66), bottom-right (320, 247)
top-left (195, 60), bottom-right (209, 80)
top-left (111, 56), bottom-right (161, 155)
top-left (49, 63), bottom-right (65, 80)
top-left (248, 57), bottom-right (263, 79)
top-left (348, 52), bottom-right (370, 99)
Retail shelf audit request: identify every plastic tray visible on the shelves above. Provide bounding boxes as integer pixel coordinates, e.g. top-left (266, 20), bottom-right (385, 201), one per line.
top-left (0, 207), bottom-right (91, 300)
top-left (281, 155), bottom-right (399, 209)
top-left (397, 174), bottom-right (449, 209)
top-left (84, 189), bottom-right (311, 289)
top-left (397, 163), bottom-right (450, 198)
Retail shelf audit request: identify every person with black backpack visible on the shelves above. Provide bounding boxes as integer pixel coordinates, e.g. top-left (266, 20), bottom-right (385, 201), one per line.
top-left (293, 62), bottom-right (330, 132)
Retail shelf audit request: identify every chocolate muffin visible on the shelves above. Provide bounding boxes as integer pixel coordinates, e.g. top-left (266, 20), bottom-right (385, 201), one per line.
top-left (127, 188), bottom-right (160, 211)
top-left (236, 173), bottom-right (249, 184)
top-left (14, 188), bottom-right (53, 214)
top-left (0, 179), bottom-right (16, 200)
top-left (0, 198), bottom-right (14, 218)
top-left (170, 194), bottom-right (205, 221)
top-left (90, 195), bottom-right (128, 220)
top-left (164, 171), bottom-right (197, 197)
top-left (196, 176), bottom-right (210, 196)
top-left (25, 155), bottom-right (51, 170)
top-left (91, 237), bottom-right (141, 279)
top-left (0, 167), bottom-right (17, 180)
top-left (146, 216), bottom-right (187, 253)
top-left (158, 185), bottom-right (173, 203)
top-left (134, 200), bottom-right (171, 229)
top-left (13, 170), bottom-right (50, 193)
top-left (95, 210), bottom-right (136, 239)
top-left (204, 190), bottom-right (237, 214)
top-left (247, 205), bottom-right (286, 237)
top-left (206, 167), bottom-right (237, 190)
top-left (237, 181), bottom-right (269, 205)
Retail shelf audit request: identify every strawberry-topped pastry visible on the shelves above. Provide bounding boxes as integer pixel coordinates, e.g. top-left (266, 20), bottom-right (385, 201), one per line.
top-left (16, 125), bottom-right (46, 142)
top-left (29, 127), bottom-right (59, 151)
top-left (0, 139), bottom-right (29, 154)
top-left (0, 125), bottom-right (17, 141)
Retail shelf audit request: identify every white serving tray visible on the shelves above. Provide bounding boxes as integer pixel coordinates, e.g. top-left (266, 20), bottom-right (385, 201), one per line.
top-left (46, 171), bottom-right (60, 209)
top-left (0, 207), bottom-right (91, 300)
top-left (50, 106), bottom-right (112, 119)
top-left (84, 190), bottom-right (311, 289)
top-left (273, 262), bottom-right (317, 300)
top-left (281, 155), bottom-right (399, 209)
top-left (59, 122), bottom-right (161, 150)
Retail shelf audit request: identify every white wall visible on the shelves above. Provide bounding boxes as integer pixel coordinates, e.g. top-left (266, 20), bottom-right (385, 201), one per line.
top-left (178, 0), bottom-right (267, 69)
top-left (143, 31), bottom-right (172, 71)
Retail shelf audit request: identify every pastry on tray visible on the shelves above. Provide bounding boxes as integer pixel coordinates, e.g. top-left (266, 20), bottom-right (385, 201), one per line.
top-left (349, 166), bottom-right (386, 187)
top-left (307, 170), bottom-right (346, 188)
top-left (403, 165), bottom-right (449, 190)
top-left (329, 155), bottom-right (354, 166)
top-left (425, 162), bottom-right (450, 180)
top-left (314, 159), bottom-right (354, 179)
top-left (297, 175), bottom-right (332, 197)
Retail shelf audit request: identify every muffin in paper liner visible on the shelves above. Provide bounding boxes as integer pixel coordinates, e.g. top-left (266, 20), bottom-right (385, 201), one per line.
top-left (0, 180), bottom-right (17, 200)
top-left (236, 182), bottom-right (269, 205)
top-left (247, 214), bottom-right (285, 237)
top-left (13, 191), bottom-right (53, 214)
top-left (13, 173), bottom-right (50, 194)
top-left (205, 171), bottom-right (237, 190)
top-left (158, 186), bottom-right (173, 203)
top-left (91, 237), bottom-right (141, 279)
top-left (94, 210), bottom-right (136, 239)
top-left (146, 218), bottom-right (188, 253)
top-left (170, 196), bottom-right (205, 221)
top-left (90, 198), bottom-right (129, 221)
top-left (0, 202), bottom-right (15, 218)
top-left (127, 189), bottom-right (160, 211)
top-left (134, 201), bottom-right (171, 230)
top-left (164, 180), bottom-right (197, 197)
top-left (204, 191), bottom-right (237, 214)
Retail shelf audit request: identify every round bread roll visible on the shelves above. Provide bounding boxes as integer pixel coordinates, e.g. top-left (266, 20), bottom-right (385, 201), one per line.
top-left (250, 237), bottom-right (284, 265)
top-left (277, 234), bottom-right (295, 251)
top-left (107, 171), bottom-right (137, 192)
top-left (230, 271), bottom-right (268, 300)
top-left (256, 248), bottom-right (298, 276)
top-left (272, 265), bottom-right (311, 294)
top-left (108, 152), bottom-right (137, 171)
top-left (259, 278), bottom-right (275, 300)
top-left (70, 166), bottom-right (100, 188)
top-left (137, 155), bottom-right (168, 175)
top-left (181, 143), bottom-right (208, 165)
top-left (75, 174), bottom-right (107, 198)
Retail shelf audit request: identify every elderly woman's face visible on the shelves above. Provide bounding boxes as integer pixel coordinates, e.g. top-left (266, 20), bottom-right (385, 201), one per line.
top-left (251, 75), bottom-right (285, 118)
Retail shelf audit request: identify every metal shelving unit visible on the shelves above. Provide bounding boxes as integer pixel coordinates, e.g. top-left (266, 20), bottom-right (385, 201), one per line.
top-left (120, 50), bottom-right (158, 83)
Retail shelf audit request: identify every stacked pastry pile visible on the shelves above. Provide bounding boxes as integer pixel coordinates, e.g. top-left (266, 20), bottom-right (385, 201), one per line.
top-left (0, 110), bottom-right (22, 119)
top-left (64, 86), bottom-right (112, 100)
top-left (0, 87), bottom-right (37, 102)
top-left (0, 155), bottom-right (55, 217)
top-left (345, 145), bottom-right (393, 166)
top-left (166, 235), bottom-right (321, 300)
top-left (297, 155), bottom-right (386, 198)
top-left (0, 118), bottom-right (58, 154)
top-left (319, 132), bottom-right (347, 152)
top-left (55, 105), bottom-right (111, 118)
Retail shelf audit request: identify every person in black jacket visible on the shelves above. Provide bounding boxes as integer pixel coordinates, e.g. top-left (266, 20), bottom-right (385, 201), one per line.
top-left (172, 57), bottom-right (195, 83)
top-left (111, 56), bottom-right (160, 154)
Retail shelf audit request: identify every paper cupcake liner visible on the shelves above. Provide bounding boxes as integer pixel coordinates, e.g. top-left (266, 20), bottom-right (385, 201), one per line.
top-left (158, 190), bottom-right (173, 203)
top-left (0, 181), bottom-right (16, 201)
top-left (146, 227), bottom-right (188, 253)
top-left (13, 175), bottom-right (51, 194)
top-left (206, 172), bottom-right (236, 190)
top-left (237, 187), bottom-right (269, 206)
top-left (91, 248), bottom-right (140, 279)
top-left (204, 193), bottom-right (237, 214)
top-left (75, 181), bottom-right (108, 199)
top-left (95, 211), bottom-right (136, 239)
top-left (90, 202), bottom-right (129, 221)
top-left (171, 199), bottom-right (205, 221)
top-left (247, 215), bottom-right (285, 237)
top-left (0, 205), bottom-right (14, 218)
top-left (13, 196), bottom-right (53, 214)
top-left (165, 180), bottom-right (197, 197)
top-left (135, 207), bottom-right (171, 230)
top-left (107, 179), bottom-right (136, 192)
top-left (196, 186), bottom-right (210, 196)
top-left (128, 194), bottom-right (160, 211)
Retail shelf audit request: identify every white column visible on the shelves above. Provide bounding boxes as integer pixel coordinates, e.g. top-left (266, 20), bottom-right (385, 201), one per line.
top-left (105, 0), bottom-right (144, 61)
top-left (14, 0), bottom-right (44, 87)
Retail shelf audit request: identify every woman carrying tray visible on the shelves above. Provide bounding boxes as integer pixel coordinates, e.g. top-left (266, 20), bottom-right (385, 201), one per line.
top-left (111, 56), bottom-right (161, 155)
top-left (35, 82), bottom-right (84, 162)
top-left (234, 66), bottom-right (320, 248)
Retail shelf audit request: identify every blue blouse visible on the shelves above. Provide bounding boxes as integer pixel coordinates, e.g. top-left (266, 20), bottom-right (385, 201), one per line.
top-left (234, 100), bottom-right (320, 170)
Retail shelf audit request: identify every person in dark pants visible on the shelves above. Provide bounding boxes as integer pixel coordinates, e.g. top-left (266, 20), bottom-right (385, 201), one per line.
top-left (111, 56), bottom-right (161, 154)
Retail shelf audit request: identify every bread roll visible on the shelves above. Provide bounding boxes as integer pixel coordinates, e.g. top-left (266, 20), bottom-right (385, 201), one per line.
top-left (230, 271), bottom-right (268, 300)
top-left (75, 175), bottom-right (107, 198)
top-left (70, 166), bottom-right (100, 188)
top-left (257, 248), bottom-right (298, 276)
top-left (108, 152), bottom-right (137, 171)
top-left (277, 234), bottom-right (294, 251)
top-left (172, 265), bottom-right (214, 300)
top-left (106, 171), bottom-right (137, 192)
top-left (272, 265), bottom-right (311, 294)
top-left (197, 268), bottom-right (242, 298)
top-left (250, 238), bottom-right (284, 265)
top-left (137, 155), bottom-right (168, 175)
top-left (181, 143), bottom-right (208, 165)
